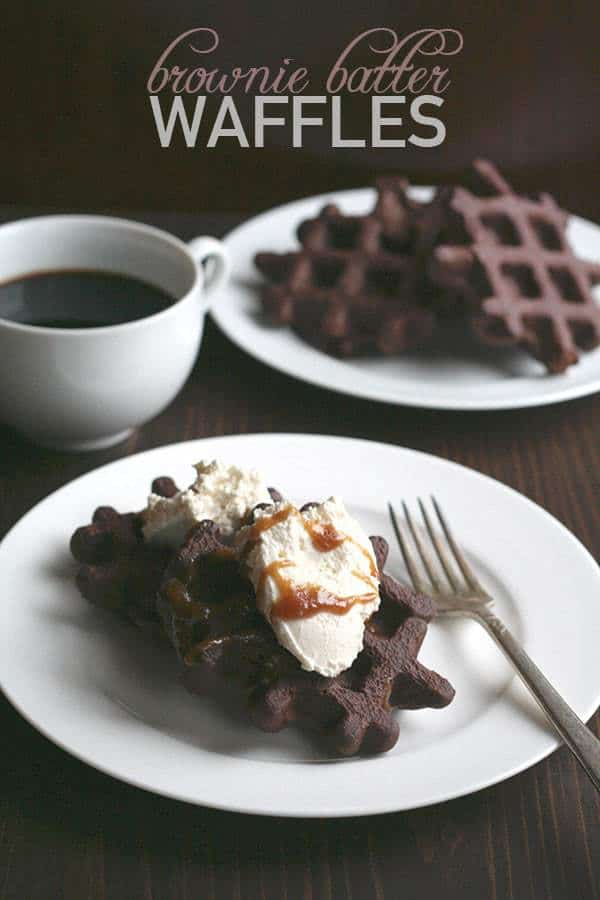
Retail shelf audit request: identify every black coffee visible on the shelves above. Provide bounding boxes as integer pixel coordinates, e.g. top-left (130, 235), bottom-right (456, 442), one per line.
top-left (0, 269), bottom-right (175, 328)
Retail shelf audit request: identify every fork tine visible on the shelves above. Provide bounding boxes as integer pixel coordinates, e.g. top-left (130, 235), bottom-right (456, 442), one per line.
top-left (418, 498), bottom-right (461, 591)
top-left (401, 501), bottom-right (445, 594)
top-left (431, 496), bottom-right (484, 593)
top-left (387, 503), bottom-right (428, 595)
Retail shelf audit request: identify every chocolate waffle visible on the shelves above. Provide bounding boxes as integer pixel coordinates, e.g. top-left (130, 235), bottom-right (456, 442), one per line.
top-left (70, 476), bottom-right (179, 632)
top-left (255, 178), bottom-right (438, 358)
top-left (431, 159), bottom-right (600, 373)
top-left (159, 513), bottom-right (454, 756)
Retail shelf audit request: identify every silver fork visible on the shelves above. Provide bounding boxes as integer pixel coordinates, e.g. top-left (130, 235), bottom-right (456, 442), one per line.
top-left (388, 497), bottom-right (600, 792)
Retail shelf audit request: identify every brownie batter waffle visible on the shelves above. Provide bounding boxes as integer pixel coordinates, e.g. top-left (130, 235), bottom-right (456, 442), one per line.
top-left (255, 177), bottom-right (439, 357)
top-left (70, 476), bottom-right (179, 633)
top-left (431, 159), bottom-right (600, 373)
top-left (159, 512), bottom-right (455, 757)
top-left (255, 160), bottom-right (600, 374)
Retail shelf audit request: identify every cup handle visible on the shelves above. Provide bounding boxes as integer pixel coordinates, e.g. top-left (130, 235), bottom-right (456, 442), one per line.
top-left (187, 236), bottom-right (231, 306)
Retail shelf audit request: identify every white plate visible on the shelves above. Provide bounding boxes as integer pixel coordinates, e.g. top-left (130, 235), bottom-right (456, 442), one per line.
top-left (1, 433), bottom-right (599, 817)
top-left (216, 188), bottom-right (600, 410)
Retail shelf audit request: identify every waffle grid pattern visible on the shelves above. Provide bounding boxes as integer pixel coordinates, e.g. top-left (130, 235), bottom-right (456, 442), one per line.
top-left (255, 179), bottom-right (436, 357)
top-left (434, 160), bottom-right (600, 372)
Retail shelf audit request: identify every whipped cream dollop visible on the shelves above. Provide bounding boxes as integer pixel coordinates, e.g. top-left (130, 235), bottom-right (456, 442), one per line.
top-left (236, 497), bottom-right (380, 677)
top-left (142, 460), bottom-right (272, 547)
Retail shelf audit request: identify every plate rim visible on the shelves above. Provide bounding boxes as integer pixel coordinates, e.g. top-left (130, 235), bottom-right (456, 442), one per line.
top-left (1, 432), bottom-right (599, 817)
top-left (214, 187), bottom-right (600, 411)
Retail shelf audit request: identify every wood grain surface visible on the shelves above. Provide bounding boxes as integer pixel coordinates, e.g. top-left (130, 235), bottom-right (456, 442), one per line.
top-left (0, 211), bottom-right (598, 900)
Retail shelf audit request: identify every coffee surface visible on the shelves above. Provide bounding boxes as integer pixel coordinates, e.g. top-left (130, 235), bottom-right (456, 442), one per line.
top-left (0, 269), bottom-right (174, 328)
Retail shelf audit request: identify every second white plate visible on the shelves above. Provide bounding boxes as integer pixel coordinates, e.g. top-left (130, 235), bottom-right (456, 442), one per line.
top-left (216, 188), bottom-right (600, 410)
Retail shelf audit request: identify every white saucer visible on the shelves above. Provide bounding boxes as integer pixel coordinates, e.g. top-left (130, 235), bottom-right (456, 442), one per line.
top-left (215, 188), bottom-right (600, 410)
top-left (1, 434), bottom-right (599, 816)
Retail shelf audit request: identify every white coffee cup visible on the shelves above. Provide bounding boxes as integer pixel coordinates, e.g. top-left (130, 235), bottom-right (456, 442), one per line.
top-left (0, 215), bottom-right (230, 451)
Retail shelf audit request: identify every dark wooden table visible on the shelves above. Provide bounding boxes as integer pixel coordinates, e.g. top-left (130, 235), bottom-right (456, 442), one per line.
top-left (1, 210), bottom-right (599, 900)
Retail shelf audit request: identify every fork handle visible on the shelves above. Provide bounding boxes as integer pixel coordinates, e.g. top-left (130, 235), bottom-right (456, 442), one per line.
top-left (477, 608), bottom-right (600, 791)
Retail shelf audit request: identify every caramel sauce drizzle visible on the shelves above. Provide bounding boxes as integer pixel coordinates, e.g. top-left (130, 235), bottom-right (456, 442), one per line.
top-left (165, 577), bottom-right (205, 620)
top-left (258, 560), bottom-right (377, 620)
top-left (246, 505), bottom-right (377, 575)
top-left (247, 504), bottom-right (378, 621)
top-left (305, 522), bottom-right (346, 552)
